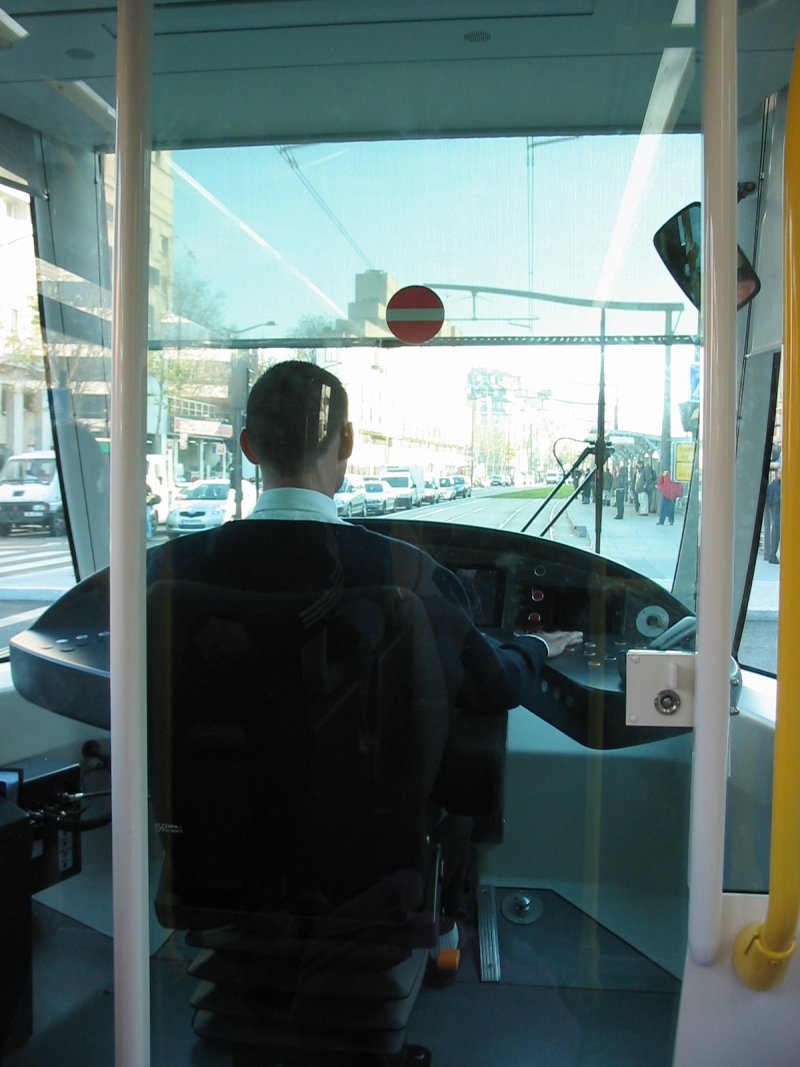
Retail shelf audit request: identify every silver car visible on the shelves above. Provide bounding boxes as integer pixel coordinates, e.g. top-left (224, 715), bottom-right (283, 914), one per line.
top-left (165, 479), bottom-right (255, 538)
top-left (363, 478), bottom-right (397, 514)
top-left (334, 475), bottom-right (367, 517)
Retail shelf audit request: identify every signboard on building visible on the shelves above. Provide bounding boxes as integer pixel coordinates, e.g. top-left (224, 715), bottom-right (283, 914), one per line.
top-left (673, 441), bottom-right (696, 482)
top-left (172, 416), bottom-right (233, 439)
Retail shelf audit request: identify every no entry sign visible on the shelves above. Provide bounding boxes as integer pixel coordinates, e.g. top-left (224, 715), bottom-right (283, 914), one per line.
top-left (386, 285), bottom-right (445, 344)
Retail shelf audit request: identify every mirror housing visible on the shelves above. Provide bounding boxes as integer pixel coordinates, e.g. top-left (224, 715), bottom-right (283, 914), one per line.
top-left (653, 201), bottom-right (761, 311)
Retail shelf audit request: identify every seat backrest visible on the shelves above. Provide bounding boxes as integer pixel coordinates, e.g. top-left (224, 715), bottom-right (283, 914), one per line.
top-left (147, 580), bottom-right (451, 930)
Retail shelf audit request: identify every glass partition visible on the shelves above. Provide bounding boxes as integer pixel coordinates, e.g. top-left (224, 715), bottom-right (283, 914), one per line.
top-left (147, 133), bottom-right (701, 588)
top-left (3, 0), bottom-right (799, 1064)
top-left (142, 8), bottom-right (704, 1065)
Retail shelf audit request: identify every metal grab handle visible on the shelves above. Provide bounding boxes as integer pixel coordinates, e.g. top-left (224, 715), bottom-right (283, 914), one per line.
top-left (732, 31), bottom-right (800, 991)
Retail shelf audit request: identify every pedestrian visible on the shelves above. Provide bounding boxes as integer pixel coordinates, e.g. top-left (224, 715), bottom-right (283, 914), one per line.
top-left (765, 467), bottom-right (781, 563)
top-left (634, 462), bottom-right (649, 515)
top-left (643, 459), bottom-right (658, 513)
top-left (612, 462), bottom-right (627, 519)
top-left (145, 483), bottom-right (161, 539)
top-left (656, 470), bottom-right (683, 526)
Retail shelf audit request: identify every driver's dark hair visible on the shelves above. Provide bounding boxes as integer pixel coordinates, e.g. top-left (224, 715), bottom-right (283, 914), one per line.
top-left (245, 360), bottom-right (349, 475)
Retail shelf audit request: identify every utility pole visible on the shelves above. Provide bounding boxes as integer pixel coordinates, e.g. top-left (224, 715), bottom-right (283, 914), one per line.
top-left (228, 353), bottom-right (250, 519)
top-left (660, 309), bottom-right (675, 475)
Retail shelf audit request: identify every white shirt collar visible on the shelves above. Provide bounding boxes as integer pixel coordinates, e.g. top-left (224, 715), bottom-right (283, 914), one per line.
top-left (248, 487), bottom-right (344, 523)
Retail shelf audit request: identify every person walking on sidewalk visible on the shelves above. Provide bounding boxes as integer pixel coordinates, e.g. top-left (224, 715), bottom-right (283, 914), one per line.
top-left (612, 462), bottom-right (627, 519)
top-left (656, 470), bottom-right (683, 526)
top-left (634, 462), bottom-right (649, 515)
top-left (765, 467), bottom-right (781, 563)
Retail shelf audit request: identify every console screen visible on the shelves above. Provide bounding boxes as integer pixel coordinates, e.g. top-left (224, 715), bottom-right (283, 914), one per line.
top-left (453, 568), bottom-right (503, 628)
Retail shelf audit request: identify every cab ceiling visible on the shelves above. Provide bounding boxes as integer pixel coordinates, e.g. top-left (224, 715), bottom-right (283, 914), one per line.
top-left (0, 0), bottom-right (795, 151)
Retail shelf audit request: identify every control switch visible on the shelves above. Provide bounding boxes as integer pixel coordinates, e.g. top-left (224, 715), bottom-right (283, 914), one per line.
top-left (625, 650), bottom-right (695, 729)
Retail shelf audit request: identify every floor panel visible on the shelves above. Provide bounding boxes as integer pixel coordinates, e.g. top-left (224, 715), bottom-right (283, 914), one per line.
top-left (6, 897), bottom-right (680, 1066)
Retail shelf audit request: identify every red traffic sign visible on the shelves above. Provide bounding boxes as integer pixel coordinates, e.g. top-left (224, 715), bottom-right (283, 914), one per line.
top-left (386, 285), bottom-right (445, 344)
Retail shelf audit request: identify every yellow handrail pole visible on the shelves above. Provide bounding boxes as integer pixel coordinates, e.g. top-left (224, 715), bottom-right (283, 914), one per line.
top-left (733, 31), bottom-right (800, 991)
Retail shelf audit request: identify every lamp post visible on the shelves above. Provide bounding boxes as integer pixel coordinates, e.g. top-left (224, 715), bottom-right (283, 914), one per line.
top-left (227, 321), bottom-right (276, 336)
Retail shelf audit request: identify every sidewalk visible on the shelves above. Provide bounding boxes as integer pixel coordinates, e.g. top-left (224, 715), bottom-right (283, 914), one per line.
top-left (558, 497), bottom-right (779, 620)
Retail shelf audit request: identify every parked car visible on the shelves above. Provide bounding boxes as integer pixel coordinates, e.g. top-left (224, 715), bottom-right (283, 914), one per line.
top-left (165, 478), bottom-right (256, 538)
top-left (544, 469), bottom-right (562, 484)
top-left (438, 476), bottom-right (456, 500)
top-left (0, 450), bottom-right (65, 536)
top-left (380, 468), bottom-right (422, 509)
top-left (334, 475), bottom-right (367, 517)
top-left (363, 478), bottom-right (397, 514)
top-left (489, 474), bottom-right (503, 487)
top-left (453, 475), bottom-right (471, 498)
top-left (422, 478), bottom-right (440, 504)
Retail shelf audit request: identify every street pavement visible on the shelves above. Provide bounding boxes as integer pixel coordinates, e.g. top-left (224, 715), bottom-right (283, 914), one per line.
top-left (0, 503), bottom-right (779, 621)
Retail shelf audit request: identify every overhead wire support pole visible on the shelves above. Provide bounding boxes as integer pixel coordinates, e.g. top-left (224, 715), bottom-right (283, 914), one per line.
top-left (594, 306), bottom-right (607, 554)
top-left (109, 0), bottom-right (153, 1063)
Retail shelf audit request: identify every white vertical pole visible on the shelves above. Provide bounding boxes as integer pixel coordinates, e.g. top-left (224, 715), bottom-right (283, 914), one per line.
top-left (110, 0), bottom-right (153, 1063)
top-left (688, 0), bottom-right (738, 965)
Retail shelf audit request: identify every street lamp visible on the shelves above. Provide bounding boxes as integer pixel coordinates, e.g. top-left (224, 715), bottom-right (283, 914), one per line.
top-left (228, 321), bottom-right (276, 335)
top-left (210, 322), bottom-right (277, 349)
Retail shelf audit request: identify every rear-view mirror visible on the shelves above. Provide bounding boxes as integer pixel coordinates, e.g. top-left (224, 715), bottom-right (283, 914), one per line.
top-left (653, 201), bottom-right (761, 311)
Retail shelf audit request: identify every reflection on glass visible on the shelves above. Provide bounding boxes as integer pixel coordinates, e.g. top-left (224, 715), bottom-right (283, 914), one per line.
top-left (653, 200), bottom-right (761, 311)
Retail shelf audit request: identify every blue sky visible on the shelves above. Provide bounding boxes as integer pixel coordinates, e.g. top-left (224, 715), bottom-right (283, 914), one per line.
top-left (171, 133), bottom-right (701, 332)
top-left (168, 131), bottom-right (702, 433)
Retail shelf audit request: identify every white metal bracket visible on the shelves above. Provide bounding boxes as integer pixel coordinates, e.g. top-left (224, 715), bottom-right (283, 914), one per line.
top-left (626, 649), bottom-right (696, 730)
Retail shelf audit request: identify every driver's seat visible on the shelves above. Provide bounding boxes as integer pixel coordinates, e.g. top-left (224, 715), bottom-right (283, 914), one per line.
top-left (147, 579), bottom-right (452, 1063)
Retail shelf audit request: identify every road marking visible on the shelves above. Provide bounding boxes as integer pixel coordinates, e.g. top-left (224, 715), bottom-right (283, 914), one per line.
top-left (499, 500), bottom-right (538, 530)
top-left (0, 607), bottom-right (44, 627)
top-left (0, 557), bottom-right (72, 576)
top-left (0, 548), bottom-right (70, 563)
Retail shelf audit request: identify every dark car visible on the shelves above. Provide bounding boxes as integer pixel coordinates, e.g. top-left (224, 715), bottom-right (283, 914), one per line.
top-left (453, 475), bottom-right (471, 498)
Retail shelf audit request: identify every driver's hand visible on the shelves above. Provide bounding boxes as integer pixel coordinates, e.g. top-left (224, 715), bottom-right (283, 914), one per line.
top-left (538, 630), bottom-right (583, 658)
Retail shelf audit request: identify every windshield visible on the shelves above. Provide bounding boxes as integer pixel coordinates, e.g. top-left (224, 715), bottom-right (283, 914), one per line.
top-left (1, 132), bottom-right (704, 615)
top-left (365, 482), bottom-right (385, 494)
top-left (0, 458), bottom-right (55, 484)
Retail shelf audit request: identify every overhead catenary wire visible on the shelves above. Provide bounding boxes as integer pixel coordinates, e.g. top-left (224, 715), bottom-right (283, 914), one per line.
top-left (276, 145), bottom-right (375, 270)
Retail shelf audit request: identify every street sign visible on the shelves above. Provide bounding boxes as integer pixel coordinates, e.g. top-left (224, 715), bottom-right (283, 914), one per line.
top-left (674, 441), bottom-right (696, 482)
top-left (386, 285), bottom-right (444, 344)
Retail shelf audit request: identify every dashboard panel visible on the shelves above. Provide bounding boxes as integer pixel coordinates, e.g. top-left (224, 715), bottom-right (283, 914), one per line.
top-left (9, 520), bottom-right (695, 749)
top-left (359, 519), bottom-right (695, 748)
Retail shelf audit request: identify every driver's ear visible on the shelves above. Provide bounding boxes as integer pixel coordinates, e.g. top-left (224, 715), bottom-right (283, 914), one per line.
top-left (339, 421), bottom-right (354, 461)
top-left (240, 428), bottom-right (258, 464)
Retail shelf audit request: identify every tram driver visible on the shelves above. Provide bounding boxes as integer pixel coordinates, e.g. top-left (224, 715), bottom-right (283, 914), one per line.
top-left (146, 359), bottom-right (582, 976)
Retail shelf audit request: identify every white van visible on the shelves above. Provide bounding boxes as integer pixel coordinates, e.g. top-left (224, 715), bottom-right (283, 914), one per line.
top-left (0, 450), bottom-right (65, 536)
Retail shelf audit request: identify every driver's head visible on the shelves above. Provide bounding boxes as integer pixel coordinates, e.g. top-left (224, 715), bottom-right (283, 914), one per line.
top-left (241, 360), bottom-right (352, 485)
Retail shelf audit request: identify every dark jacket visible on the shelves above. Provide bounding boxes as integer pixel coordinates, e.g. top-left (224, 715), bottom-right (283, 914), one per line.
top-left (147, 519), bottom-right (547, 718)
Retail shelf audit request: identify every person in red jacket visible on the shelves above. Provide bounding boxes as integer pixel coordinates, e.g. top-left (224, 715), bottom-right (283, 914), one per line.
top-left (656, 470), bottom-right (683, 526)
